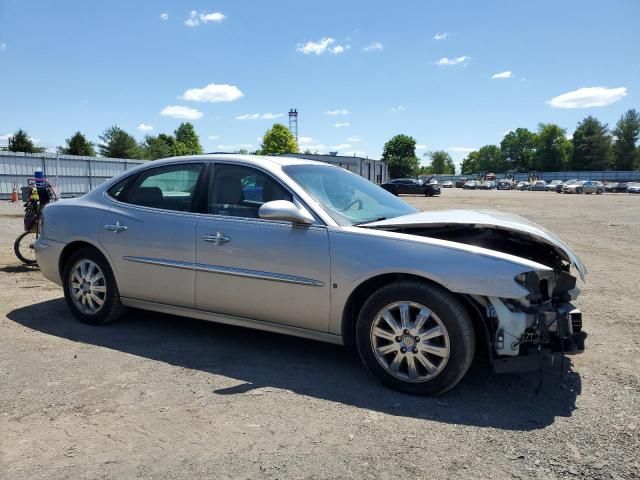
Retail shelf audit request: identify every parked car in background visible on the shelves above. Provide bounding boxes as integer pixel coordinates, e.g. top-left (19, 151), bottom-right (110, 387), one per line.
top-left (529, 180), bottom-right (547, 191)
top-left (455, 177), bottom-right (468, 188)
top-left (442, 180), bottom-right (453, 188)
top-left (563, 180), bottom-right (603, 194)
top-left (477, 180), bottom-right (496, 190)
top-left (515, 181), bottom-right (530, 191)
top-left (381, 178), bottom-right (441, 197)
top-left (558, 179), bottom-right (578, 193)
top-left (496, 180), bottom-right (512, 190)
top-left (627, 183), bottom-right (640, 194)
top-left (485, 172), bottom-right (496, 181)
top-left (605, 182), bottom-right (628, 193)
top-left (545, 180), bottom-right (563, 191)
top-left (34, 154), bottom-right (587, 395)
top-left (463, 180), bottom-right (479, 190)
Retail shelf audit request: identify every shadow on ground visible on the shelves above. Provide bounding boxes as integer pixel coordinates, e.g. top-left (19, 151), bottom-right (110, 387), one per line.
top-left (0, 264), bottom-right (39, 273)
top-left (8, 298), bottom-right (581, 431)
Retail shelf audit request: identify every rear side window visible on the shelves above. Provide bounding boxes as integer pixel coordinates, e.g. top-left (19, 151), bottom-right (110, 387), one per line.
top-left (120, 164), bottom-right (204, 212)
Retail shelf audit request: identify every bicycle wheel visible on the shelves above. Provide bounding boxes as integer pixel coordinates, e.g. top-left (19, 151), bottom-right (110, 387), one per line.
top-left (14, 232), bottom-right (38, 265)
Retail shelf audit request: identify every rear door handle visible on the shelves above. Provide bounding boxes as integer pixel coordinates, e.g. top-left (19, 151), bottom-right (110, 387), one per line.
top-left (104, 221), bottom-right (127, 234)
top-left (202, 232), bottom-right (230, 245)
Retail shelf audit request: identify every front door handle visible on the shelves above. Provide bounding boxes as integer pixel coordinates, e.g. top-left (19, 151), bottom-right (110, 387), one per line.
top-left (104, 221), bottom-right (127, 234)
top-left (202, 232), bottom-right (230, 245)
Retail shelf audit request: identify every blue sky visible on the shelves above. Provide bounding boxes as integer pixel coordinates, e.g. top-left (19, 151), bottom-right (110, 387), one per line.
top-left (1, 0), bottom-right (638, 170)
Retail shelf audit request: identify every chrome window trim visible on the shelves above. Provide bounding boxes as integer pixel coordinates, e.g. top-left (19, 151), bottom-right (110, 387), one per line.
top-left (122, 256), bottom-right (325, 287)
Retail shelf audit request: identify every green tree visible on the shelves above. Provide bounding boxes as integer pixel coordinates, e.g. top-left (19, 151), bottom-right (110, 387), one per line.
top-left (500, 128), bottom-right (536, 172)
top-left (142, 133), bottom-right (176, 160)
top-left (533, 123), bottom-right (571, 171)
top-left (570, 116), bottom-right (611, 170)
top-left (98, 126), bottom-right (140, 158)
top-left (460, 151), bottom-right (479, 175)
top-left (173, 122), bottom-right (203, 156)
top-left (381, 134), bottom-right (419, 178)
top-left (59, 131), bottom-right (96, 156)
top-left (425, 150), bottom-right (455, 174)
top-left (475, 145), bottom-right (504, 172)
top-left (611, 109), bottom-right (640, 170)
top-left (8, 129), bottom-right (44, 153)
top-left (259, 123), bottom-right (298, 155)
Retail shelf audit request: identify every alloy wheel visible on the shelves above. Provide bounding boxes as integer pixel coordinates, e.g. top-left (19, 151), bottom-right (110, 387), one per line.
top-left (370, 301), bottom-right (450, 382)
top-left (69, 259), bottom-right (107, 315)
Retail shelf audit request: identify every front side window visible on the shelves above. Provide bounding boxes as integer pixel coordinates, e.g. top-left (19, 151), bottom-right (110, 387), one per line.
top-left (284, 164), bottom-right (417, 226)
top-left (122, 163), bottom-right (203, 212)
top-left (209, 164), bottom-right (292, 218)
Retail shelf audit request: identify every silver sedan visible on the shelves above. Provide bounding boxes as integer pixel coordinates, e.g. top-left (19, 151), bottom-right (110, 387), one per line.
top-left (36, 155), bottom-right (587, 395)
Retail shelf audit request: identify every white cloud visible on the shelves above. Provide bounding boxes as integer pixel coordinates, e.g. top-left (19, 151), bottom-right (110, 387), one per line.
top-left (334, 122), bottom-right (350, 128)
top-left (235, 113), bottom-right (284, 120)
top-left (346, 136), bottom-right (362, 142)
top-left (433, 32), bottom-right (449, 40)
top-left (547, 86), bottom-right (628, 109)
top-left (435, 56), bottom-right (470, 66)
top-left (160, 13), bottom-right (169, 21)
top-left (160, 105), bottom-right (203, 120)
top-left (330, 143), bottom-right (352, 151)
top-left (362, 42), bottom-right (383, 52)
top-left (137, 123), bottom-right (154, 132)
top-left (217, 144), bottom-right (253, 150)
top-left (181, 83), bottom-right (243, 103)
top-left (296, 37), bottom-right (348, 55)
top-left (492, 70), bottom-right (513, 79)
top-left (235, 113), bottom-right (260, 120)
top-left (207, 135), bottom-right (219, 140)
top-left (448, 147), bottom-right (477, 153)
top-left (391, 105), bottom-right (407, 112)
top-left (325, 108), bottom-right (350, 115)
top-left (416, 144), bottom-right (427, 150)
top-left (185, 10), bottom-right (226, 27)
top-left (0, 43), bottom-right (6, 51)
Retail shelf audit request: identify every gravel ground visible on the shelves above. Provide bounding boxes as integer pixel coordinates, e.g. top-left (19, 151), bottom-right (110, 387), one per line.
top-left (1, 190), bottom-right (639, 480)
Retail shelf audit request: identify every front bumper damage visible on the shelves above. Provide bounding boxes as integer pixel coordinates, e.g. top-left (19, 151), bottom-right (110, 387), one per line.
top-left (483, 296), bottom-right (587, 374)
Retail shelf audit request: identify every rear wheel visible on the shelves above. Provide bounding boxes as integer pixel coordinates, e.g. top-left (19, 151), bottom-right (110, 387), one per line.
top-left (577, 188), bottom-right (583, 194)
top-left (596, 188), bottom-right (603, 195)
top-left (356, 281), bottom-right (475, 395)
top-left (62, 247), bottom-right (125, 325)
top-left (14, 232), bottom-right (38, 265)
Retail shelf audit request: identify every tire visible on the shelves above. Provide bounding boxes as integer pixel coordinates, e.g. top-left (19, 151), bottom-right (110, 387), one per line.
top-left (355, 281), bottom-right (475, 395)
top-left (62, 247), bottom-right (126, 325)
top-left (14, 232), bottom-right (38, 265)
top-left (577, 188), bottom-right (583, 194)
top-left (596, 189), bottom-right (603, 195)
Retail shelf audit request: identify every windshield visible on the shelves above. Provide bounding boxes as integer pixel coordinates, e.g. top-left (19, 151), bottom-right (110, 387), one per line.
top-left (284, 164), bottom-right (417, 225)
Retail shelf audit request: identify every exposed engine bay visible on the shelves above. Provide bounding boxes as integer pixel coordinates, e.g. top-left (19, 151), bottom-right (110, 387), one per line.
top-left (379, 223), bottom-right (587, 374)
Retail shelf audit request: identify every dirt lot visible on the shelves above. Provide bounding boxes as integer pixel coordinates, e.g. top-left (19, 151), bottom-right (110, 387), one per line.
top-left (1, 189), bottom-right (639, 479)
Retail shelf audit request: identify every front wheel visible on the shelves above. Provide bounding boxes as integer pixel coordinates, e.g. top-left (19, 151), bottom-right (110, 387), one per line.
top-left (356, 281), bottom-right (475, 395)
top-left (596, 189), bottom-right (603, 195)
top-left (14, 232), bottom-right (38, 265)
top-left (62, 247), bottom-right (126, 325)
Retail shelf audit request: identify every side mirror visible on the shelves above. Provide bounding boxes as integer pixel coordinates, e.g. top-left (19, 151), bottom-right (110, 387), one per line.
top-left (259, 200), bottom-right (315, 225)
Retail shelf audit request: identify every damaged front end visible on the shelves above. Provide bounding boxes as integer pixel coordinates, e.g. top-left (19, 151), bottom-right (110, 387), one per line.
top-left (361, 209), bottom-right (588, 374)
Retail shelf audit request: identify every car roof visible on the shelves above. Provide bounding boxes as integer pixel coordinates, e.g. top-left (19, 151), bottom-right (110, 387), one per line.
top-left (138, 153), bottom-right (334, 169)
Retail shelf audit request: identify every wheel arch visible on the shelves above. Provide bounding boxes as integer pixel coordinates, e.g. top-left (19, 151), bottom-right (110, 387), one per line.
top-left (58, 240), bottom-right (113, 280)
top-left (340, 273), bottom-right (492, 361)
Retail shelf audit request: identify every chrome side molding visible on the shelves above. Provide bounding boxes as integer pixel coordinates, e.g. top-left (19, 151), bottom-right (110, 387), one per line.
top-left (122, 256), bottom-right (324, 287)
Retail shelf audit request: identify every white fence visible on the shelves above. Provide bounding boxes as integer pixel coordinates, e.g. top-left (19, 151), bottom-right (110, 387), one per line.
top-left (0, 152), bottom-right (146, 199)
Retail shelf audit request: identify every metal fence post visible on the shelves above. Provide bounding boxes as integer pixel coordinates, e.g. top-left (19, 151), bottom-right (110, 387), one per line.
top-left (87, 158), bottom-right (93, 190)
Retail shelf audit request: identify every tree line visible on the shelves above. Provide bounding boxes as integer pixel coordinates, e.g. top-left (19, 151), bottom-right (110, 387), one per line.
top-left (2, 122), bottom-right (300, 159)
top-left (461, 109), bottom-right (640, 175)
top-left (381, 109), bottom-right (640, 178)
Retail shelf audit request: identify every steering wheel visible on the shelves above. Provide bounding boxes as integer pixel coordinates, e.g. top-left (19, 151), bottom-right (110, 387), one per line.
top-left (340, 199), bottom-right (363, 211)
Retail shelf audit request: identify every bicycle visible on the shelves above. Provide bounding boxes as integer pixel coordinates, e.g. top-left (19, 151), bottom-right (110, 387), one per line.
top-left (14, 178), bottom-right (59, 265)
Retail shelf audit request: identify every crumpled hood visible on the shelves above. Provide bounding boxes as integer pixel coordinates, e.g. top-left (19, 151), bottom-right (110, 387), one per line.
top-left (362, 209), bottom-right (587, 281)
